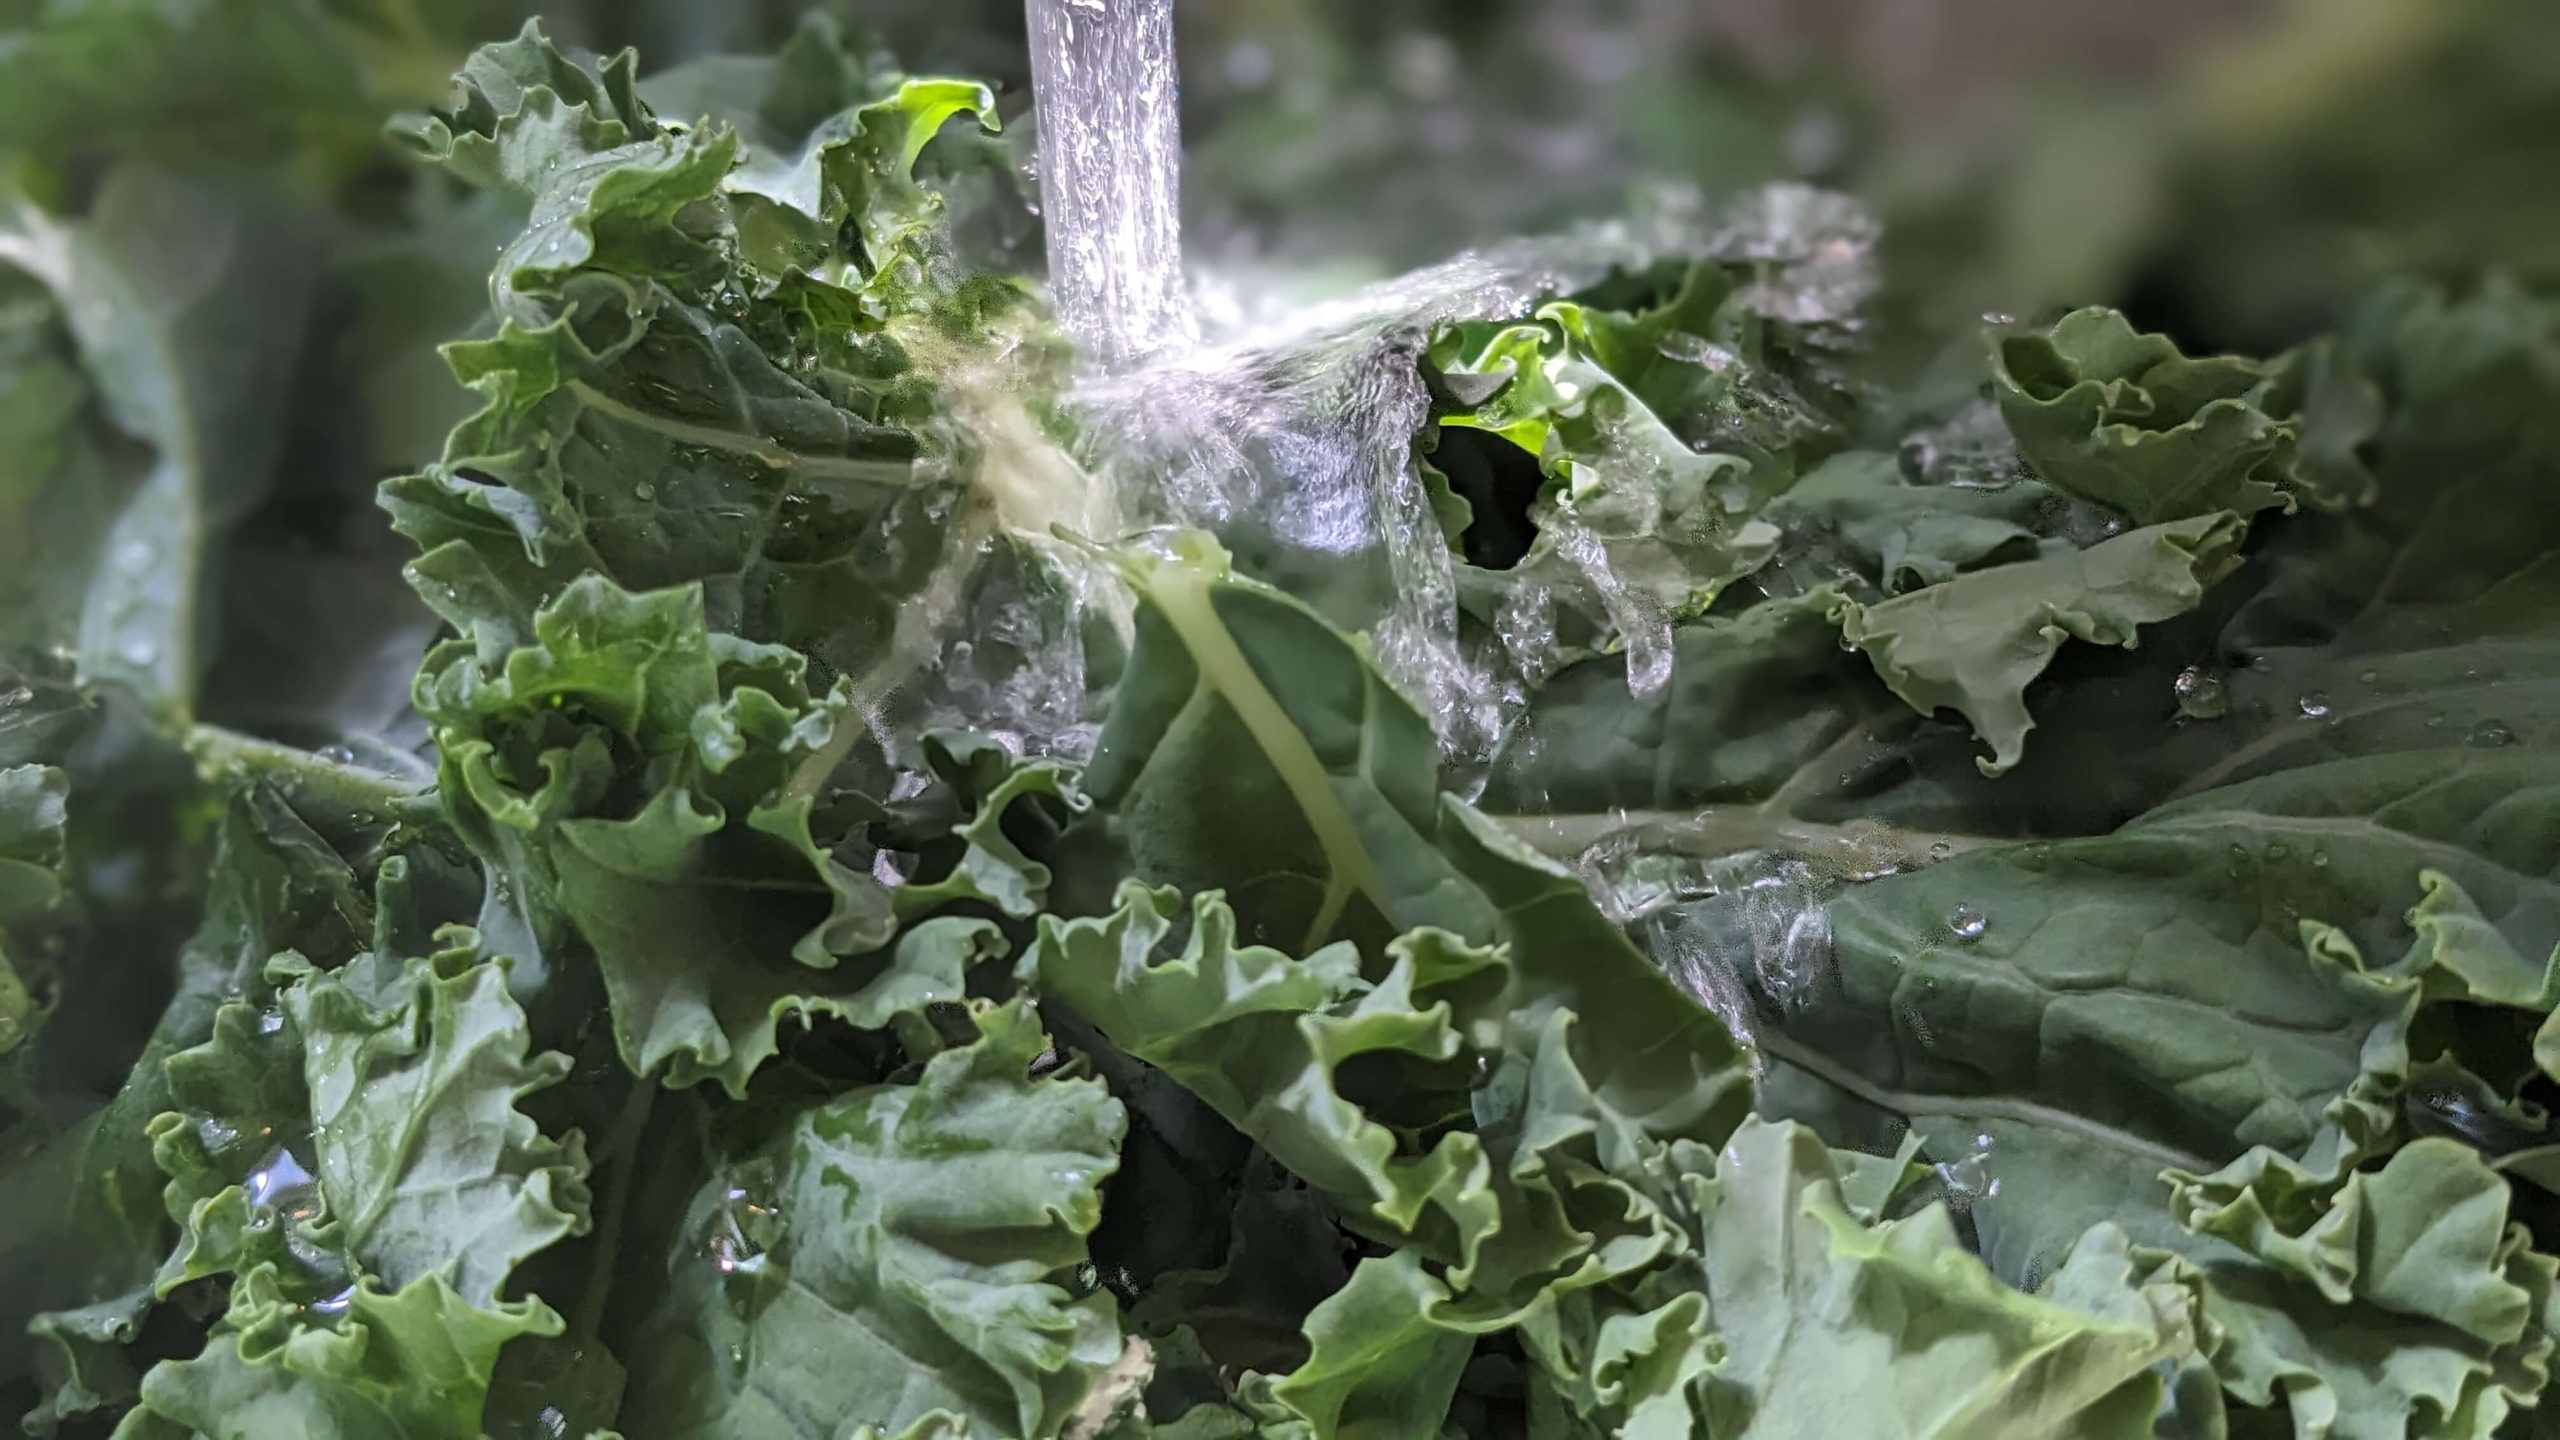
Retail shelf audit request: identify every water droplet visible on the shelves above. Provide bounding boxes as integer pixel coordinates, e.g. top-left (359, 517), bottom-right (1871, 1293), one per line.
top-left (2249, 653), bottom-right (2273, 673)
top-left (2267, 843), bottom-right (2290, 862)
top-left (2297, 691), bottom-right (2331, 719)
top-left (1948, 903), bottom-right (1987, 941)
top-left (2359, 669), bottom-right (2380, 685)
top-left (2311, 850), bottom-right (2330, 869)
top-left (315, 743), bottom-right (356, 765)
top-left (2173, 666), bottom-right (2228, 720)
top-left (1927, 840), bottom-right (1953, 859)
top-left (1657, 331), bottom-right (1739, 373)
top-left (633, 481), bottom-right (656, 501)
top-left (0, 684), bottom-right (30, 709)
top-left (704, 1169), bottom-right (783, 1289)
top-left (245, 1147), bottom-right (316, 1209)
top-left (1935, 1147), bottom-right (1994, 1212)
top-left (2468, 719), bottom-right (2516, 749)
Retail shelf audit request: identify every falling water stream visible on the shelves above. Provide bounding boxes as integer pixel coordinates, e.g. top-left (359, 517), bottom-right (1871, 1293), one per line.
top-left (1024, 0), bottom-right (1193, 367)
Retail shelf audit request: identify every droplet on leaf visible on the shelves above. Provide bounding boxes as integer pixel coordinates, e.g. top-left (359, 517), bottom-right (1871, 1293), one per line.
top-left (1948, 903), bottom-right (1987, 941)
top-left (2174, 666), bottom-right (2228, 720)
top-left (2468, 719), bottom-right (2516, 749)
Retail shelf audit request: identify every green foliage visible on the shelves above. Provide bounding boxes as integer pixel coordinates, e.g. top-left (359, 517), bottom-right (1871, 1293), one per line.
top-left (623, 1003), bottom-right (1127, 1439)
top-left (3, 9), bottom-right (2558, 1440)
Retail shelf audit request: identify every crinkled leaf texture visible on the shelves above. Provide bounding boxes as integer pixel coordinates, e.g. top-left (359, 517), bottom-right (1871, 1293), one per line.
top-left (1833, 510), bottom-right (2246, 774)
top-left (1682, 1119), bottom-right (2194, 1439)
top-left (1716, 280), bottom-right (2560, 1440)
top-left (126, 1273), bottom-right (557, 1440)
top-left (1453, 276), bottom-right (2560, 1440)
top-left (1992, 306), bottom-right (2304, 525)
top-left (0, 762), bottom-right (73, 1056)
top-left (417, 570), bottom-right (1070, 1098)
top-left (625, 1003), bottom-right (1127, 1440)
top-left (278, 943), bottom-right (591, 1305)
top-left (129, 925), bottom-right (590, 1432)
top-left (17, 13), bottom-right (2560, 1440)
top-left (1426, 232), bottom-right (1868, 682)
top-left (1023, 536), bottom-right (2240, 1438)
top-left (381, 19), bottom-right (1007, 682)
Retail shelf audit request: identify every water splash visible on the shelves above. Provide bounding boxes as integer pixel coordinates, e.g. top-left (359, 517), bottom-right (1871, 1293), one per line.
top-left (1712, 184), bottom-right (1880, 332)
top-left (1074, 224), bottom-right (1685, 758)
top-left (1475, 186), bottom-right (1867, 707)
top-left (1902, 399), bottom-right (2030, 490)
top-left (924, 539), bottom-right (1107, 760)
top-left (1025, 0), bottom-right (1194, 367)
top-left (1016, 9), bottom-right (1851, 758)
top-left (1575, 834), bottom-right (1846, 1059)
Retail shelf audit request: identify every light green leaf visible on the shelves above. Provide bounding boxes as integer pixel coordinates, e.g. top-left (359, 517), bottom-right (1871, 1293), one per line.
top-left (1684, 1119), bottom-right (2188, 1439)
top-left (128, 1271), bottom-right (558, 1440)
top-left (1078, 536), bottom-right (1490, 955)
top-left (626, 1002), bottom-right (1127, 1440)
top-left (1264, 1253), bottom-right (1473, 1439)
top-left (279, 945), bottom-right (591, 1306)
top-left (1029, 883), bottom-right (1499, 1270)
top-left (1992, 307), bottom-right (2300, 525)
top-left (1832, 510), bottom-right (2247, 774)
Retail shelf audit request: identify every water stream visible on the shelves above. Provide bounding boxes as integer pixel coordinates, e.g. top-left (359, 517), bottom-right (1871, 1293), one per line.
top-left (1024, 0), bottom-right (1194, 367)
